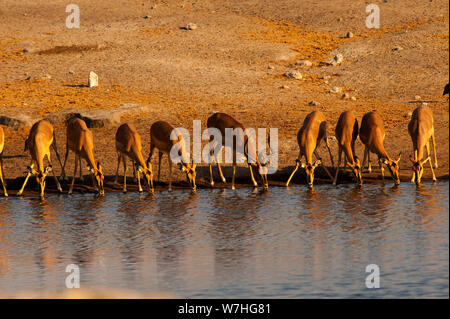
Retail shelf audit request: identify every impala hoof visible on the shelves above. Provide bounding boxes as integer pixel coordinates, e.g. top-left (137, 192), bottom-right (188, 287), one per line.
top-left (210, 181), bottom-right (214, 187)
top-left (222, 178), bottom-right (226, 183)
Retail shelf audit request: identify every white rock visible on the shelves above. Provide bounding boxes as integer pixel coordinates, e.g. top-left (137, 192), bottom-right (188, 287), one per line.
top-left (268, 65), bottom-right (275, 70)
top-left (342, 93), bottom-right (350, 99)
top-left (330, 86), bottom-right (342, 93)
top-left (309, 101), bottom-right (320, 106)
top-left (283, 70), bottom-right (302, 80)
top-left (186, 23), bottom-right (197, 30)
top-left (414, 95), bottom-right (421, 100)
top-left (88, 71), bottom-right (98, 87)
top-left (281, 85), bottom-right (290, 89)
top-left (404, 112), bottom-right (412, 118)
top-left (296, 60), bottom-right (312, 67)
top-left (322, 53), bottom-right (344, 66)
top-left (421, 102), bottom-right (428, 106)
top-left (346, 32), bottom-right (354, 38)
top-left (350, 96), bottom-right (357, 101)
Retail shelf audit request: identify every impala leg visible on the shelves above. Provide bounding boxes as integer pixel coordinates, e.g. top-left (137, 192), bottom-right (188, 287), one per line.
top-left (69, 156), bottom-right (78, 195)
top-left (168, 157), bottom-right (172, 191)
top-left (114, 153), bottom-right (121, 185)
top-left (48, 155), bottom-right (62, 193)
top-left (314, 151), bottom-right (333, 180)
top-left (17, 162), bottom-right (34, 196)
top-left (286, 152), bottom-right (301, 187)
top-left (378, 158), bottom-right (385, 182)
top-left (0, 156), bottom-right (7, 197)
top-left (431, 133), bottom-right (438, 169)
top-left (209, 163), bottom-right (214, 187)
top-left (231, 163), bottom-right (236, 190)
top-left (79, 156), bottom-right (84, 182)
top-left (426, 142), bottom-right (437, 182)
top-left (333, 147), bottom-right (342, 186)
top-left (136, 167), bottom-right (143, 192)
top-left (122, 155), bottom-right (127, 193)
top-left (248, 164), bottom-right (257, 187)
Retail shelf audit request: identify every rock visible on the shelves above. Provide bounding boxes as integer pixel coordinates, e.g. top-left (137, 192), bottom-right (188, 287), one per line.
top-left (0, 114), bottom-right (35, 129)
top-left (296, 60), bottom-right (312, 67)
top-left (281, 85), bottom-right (290, 89)
top-left (414, 95), bottom-right (421, 100)
top-left (393, 46), bottom-right (403, 51)
top-left (268, 65), bottom-right (275, 70)
top-left (143, 15), bottom-right (150, 19)
top-left (320, 53), bottom-right (344, 66)
top-left (404, 112), bottom-right (412, 118)
top-left (337, 17), bottom-right (343, 22)
top-left (184, 23), bottom-right (197, 30)
top-left (350, 96), bottom-right (357, 101)
top-left (283, 70), bottom-right (302, 80)
top-left (324, 80), bottom-right (329, 84)
top-left (68, 70), bottom-right (74, 75)
top-left (323, 75), bottom-right (331, 80)
top-left (346, 32), bottom-right (354, 38)
top-left (421, 102), bottom-right (428, 106)
top-left (309, 101), bottom-right (320, 106)
top-left (342, 93), bottom-right (350, 99)
top-left (329, 86), bottom-right (342, 93)
top-left (88, 71), bottom-right (98, 87)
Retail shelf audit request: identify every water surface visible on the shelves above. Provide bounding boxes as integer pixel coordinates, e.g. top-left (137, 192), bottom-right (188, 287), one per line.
top-left (0, 181), bottom-right (448, 298)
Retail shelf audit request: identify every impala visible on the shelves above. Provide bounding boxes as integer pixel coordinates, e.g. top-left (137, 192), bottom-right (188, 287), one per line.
top-left (408, 105), bottom-right (437, 184)
top-left (146, 120), bottom-right (196, 191)
top-left (286, 111), bottom-right (334, 188)
top-left (17, 120), bottom-right (63, 197)
top-left (333, 111), bottom-right (362, 185)
top-left (206, 112), bottom-right (268, 190)
top-left (359, 111), bottom-right (401, 185)
top-left (61, 117), bottom-right (104, 195)
top-left (0, 126), bottom-right (7, 196)
top-left (114, 123), bottom-right (153, 192)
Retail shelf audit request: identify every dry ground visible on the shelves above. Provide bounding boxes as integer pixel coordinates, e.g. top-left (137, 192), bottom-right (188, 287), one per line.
top-left (0, 0), bottom-right (448, 192)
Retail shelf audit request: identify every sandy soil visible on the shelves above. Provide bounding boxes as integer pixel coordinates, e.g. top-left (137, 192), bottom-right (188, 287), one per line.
top-left (0, 0), bottom-right (448, 193)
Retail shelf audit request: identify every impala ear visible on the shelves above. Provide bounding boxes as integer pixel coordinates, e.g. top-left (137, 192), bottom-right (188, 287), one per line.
top-left (45, 166), bottom-right (52, 174)
top-left (396, 152), bottom-right (402, 162)
top-left (383, 159), bottom-right (389, 165)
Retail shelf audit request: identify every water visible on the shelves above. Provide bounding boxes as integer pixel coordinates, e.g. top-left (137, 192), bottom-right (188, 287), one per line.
top-left (0, 181), bottom-right (448, 298)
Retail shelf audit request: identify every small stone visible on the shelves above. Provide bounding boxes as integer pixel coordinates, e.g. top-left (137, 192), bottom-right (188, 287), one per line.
top-left (324, 80), bottom-right (329, 84)
top-left (321, 53), bottom-right (344, 66)
top-left (393, 46), bottom-right (403, 51)
top-left (421, 102), bottom-right (428, 106)
top-left (283, 70), bottom-right (303, 80)
top-left (143, 15), bottom-right (150, 19)
top-left (281, 85), bottom-right (290, 89)
top-left (342, 93), bottom-right (350, 99)
top-left (23, 48), bottom-right (29, 53)
top-left (185, 23), bottom-right (197, 30)
top-left (323, 75), bottom-right (331, 80)
top-left (404, 112), bottom-right (412, 118)
top-left (268, 65), bottom-right (275, 70)
top-left (414, 95), bottom-right (421, 100)
top-left (309, 101), bottom-right (320, 106)
top-left (88, 71), bottom-right (98, 87)
top-left (350, 96), bottom-right (357, 101)
top-left (346, 32), bottom-right (354, 38)
top-left (337, 17), bottom-right (343, 22)
top-left (330, 86), bottom-right (342, 93)
top-left (68, 70), bottom-right (74, 75)
top-left (296, 60), bottom-right (312, 67)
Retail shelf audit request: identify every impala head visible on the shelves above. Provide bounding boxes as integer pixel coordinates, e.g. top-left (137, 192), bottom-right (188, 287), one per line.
top-left (32, 166), bottom-right (52, 197)
top-left (410, 155), bottom-right (430, 185)
top-left (383, 152), bottom-right (401, 185)
top-left (89, 162), bottom-right (104, 195)
top-left (347, 156), bottom-right (363, 185)
top-left (178, 162), bottom-right (197, 190)
top-left (136, 162), bottom-right (154, 192)
top-left (303, 160), bottom-right (321, 188)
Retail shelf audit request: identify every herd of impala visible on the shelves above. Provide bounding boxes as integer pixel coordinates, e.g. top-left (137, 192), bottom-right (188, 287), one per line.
top-left (0, 104), bottom-right (440, 197)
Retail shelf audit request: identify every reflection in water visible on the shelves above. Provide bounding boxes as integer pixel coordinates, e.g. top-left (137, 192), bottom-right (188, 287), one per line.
top-left (0, 182), bottom-right (448, 298)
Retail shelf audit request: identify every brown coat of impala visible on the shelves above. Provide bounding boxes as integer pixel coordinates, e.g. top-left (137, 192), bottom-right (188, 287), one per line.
top-left (407, 105), bottom-right (437, 184)
top-left (17, 120), bottom-right (63, 197)
top-left (359, 111), bottom-right (401, 185)
top-left (0, 126), bottom-right (7, 196)
top-left (206, 112), bottom-right (268, 190)
top-left (333, 111), bottom-right (362, 185)
top-left (62, 117), bottom-right (104, 195)
top-left (114, 123), bottom-right (153, 192)
top-left (286, 111), bottom-right (334, 188)
top-left (146, 120), bottom-right (196, 191)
